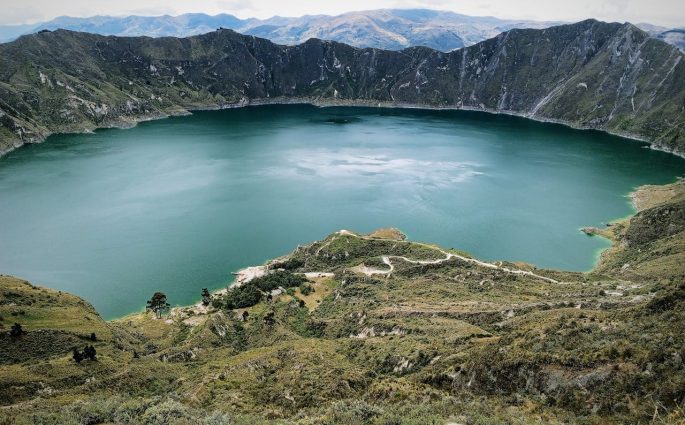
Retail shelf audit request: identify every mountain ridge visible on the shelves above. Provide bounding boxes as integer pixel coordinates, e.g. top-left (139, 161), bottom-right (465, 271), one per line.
top-left (0, 9), bottom-right (564, 50)
top-left (1, 19), bottom-right (684, 157)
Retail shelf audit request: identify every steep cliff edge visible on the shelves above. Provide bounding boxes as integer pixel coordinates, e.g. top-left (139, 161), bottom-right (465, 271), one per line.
top-left (1, 19), bottom-right (684, 157)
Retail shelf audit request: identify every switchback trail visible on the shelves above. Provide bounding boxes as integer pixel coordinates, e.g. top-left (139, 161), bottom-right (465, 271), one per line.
top-left (331, 230), bottom-right (559, 283)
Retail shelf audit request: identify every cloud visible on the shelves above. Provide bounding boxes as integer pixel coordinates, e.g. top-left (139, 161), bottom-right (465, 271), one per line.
top-left (128, 6), bottom-right (178, 16)
top-left (216, 0), bottom-right (254, 10)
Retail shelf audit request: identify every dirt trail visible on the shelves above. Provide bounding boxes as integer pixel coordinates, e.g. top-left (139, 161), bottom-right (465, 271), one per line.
top-left (335, 230), bottom-right (559, 284)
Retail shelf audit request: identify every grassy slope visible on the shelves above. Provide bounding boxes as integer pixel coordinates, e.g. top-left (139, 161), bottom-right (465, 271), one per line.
top-left (0, 182), bottom-right (684, 424)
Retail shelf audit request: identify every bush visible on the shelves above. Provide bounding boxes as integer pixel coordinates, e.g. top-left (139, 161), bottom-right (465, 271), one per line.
top-left (140, 399), bottom-right (194, 425)
top-left (224, 284), bottom-right (262, 309)
top-left (113, 398), bottom-right (149, 423)
top-left (251, 271), bottom-right (306, 292)
top-left (273, 258), bottom-right (304, 270)
top-left (200, 411), bottom-right (234, 425)
top-left (65, 397), bottom-right (122, 425)
top-left (329, 400), bottom-right (384, 424)
top-left (300, 284), bottom-right (314, 296)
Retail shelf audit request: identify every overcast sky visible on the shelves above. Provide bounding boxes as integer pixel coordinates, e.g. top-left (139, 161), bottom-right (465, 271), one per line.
top-left (2, 0), bottom-right (683, 28)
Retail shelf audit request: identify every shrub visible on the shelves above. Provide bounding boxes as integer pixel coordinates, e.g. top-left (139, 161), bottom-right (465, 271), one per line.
top-left (329, 400), bottom-right (383, 424)
top-left (140, 399), bottom-right (193, 425)
top-left (224, 284), bottom-right (262, 309)
top-left (251, 271), bottom-right (306, 292)
top-left (273, 258), bottom-right (304, 270)
top-left (113, 398), bottom-right (149, 423)
top-left (84, 345), bottom-right (97, 360)
top-left (72, 348), bottom-right (84, 363)
top-left (200, 411), bottom-right (234, 425)
top-left (65, 397), bottom-right (123, 425)
top-left (201, 288), bottom-right (212, 306)
top-left (9, 322), bottom-right (23, 337)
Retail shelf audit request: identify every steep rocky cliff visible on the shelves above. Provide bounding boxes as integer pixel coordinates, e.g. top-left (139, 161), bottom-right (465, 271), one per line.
top-left (1, 19), bottom-right (684, 156)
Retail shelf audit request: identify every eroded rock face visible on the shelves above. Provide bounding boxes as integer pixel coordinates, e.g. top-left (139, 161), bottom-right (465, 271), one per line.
top-left (0, 20), bottom-right (684, 156)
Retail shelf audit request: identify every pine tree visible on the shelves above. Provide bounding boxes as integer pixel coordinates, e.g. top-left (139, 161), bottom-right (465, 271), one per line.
top-left (146, 292), bottom-right (170, 319)
top-left (201, 288), bottom-right (211, 306)
top-left (73, 348), bottom-right (84, 363)
top-left (263, 311), bottom-right (276, 327)
top-left (9, 322), bottom-right (23, 337)
top-left (84, 345), bottom-right (97, 360)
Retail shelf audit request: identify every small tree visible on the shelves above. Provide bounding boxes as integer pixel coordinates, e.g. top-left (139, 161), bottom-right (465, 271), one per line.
top-left (263, 311), bottom-right (276, 327)
top-left (84, 345), bottom-right (97, 361)
top-left (9, 323), bottom-right (23, 337)
top-left (201, 288), bottom-right (211, 306)
top-left (146, 292), bottom-right (170, 319)
top-left (73, 348), bottom-right (84, 363)
top-left (90, 332), bottom-right (97, 341)
top-left (133, 350), bottom-right (140, 359)
top-left (241, 311), bottom-right (249, 322)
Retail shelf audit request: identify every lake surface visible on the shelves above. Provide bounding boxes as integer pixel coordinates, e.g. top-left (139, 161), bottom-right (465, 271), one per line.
top-left (1, 105), bottom-right (684, 319)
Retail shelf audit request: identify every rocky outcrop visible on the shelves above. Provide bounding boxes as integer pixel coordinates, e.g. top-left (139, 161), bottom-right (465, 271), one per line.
top-left (1, 19), bottom-right (684, 156)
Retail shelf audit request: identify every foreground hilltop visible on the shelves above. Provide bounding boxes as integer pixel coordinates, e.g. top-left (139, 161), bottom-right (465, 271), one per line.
top-left (1, 19), bottom-right (684, 156)
top-left (1, 181), bottom-right (684, 424)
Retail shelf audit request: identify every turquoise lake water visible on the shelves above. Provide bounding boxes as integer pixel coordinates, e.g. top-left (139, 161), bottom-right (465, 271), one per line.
top-left (1, 104), bottom-right (684, 319)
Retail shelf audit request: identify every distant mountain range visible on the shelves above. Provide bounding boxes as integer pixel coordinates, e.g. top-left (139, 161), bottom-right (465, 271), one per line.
top-left (1, 9), bottom-right (563, 51)
top-left (2, 10), bottom-right (682, 52)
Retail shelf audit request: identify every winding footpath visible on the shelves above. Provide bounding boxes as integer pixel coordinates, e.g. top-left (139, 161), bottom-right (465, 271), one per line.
top-left (335, 230), bottom-right (559, 284)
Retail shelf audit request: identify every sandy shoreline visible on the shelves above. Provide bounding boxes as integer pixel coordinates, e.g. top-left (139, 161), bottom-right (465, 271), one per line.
top-left (168, 264), bottom-right (269, 317)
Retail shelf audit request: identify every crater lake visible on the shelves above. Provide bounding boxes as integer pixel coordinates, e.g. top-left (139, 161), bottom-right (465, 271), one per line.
top-left (1, 104), bottom-right (684, 318)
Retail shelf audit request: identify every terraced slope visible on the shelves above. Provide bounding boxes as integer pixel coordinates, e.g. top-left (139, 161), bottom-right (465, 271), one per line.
top-left (1, 19), bottom-right (684, 156)
top-left (1, 181), bottom-right (684, 423)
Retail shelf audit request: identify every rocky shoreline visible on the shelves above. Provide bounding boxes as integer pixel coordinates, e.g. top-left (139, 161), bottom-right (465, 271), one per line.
top-left (2, 96), bottom-right (680, 160)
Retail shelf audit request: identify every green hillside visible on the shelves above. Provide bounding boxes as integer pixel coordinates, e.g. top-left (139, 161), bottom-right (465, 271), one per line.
top-left (1, 180), bottom-right (684, 424)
